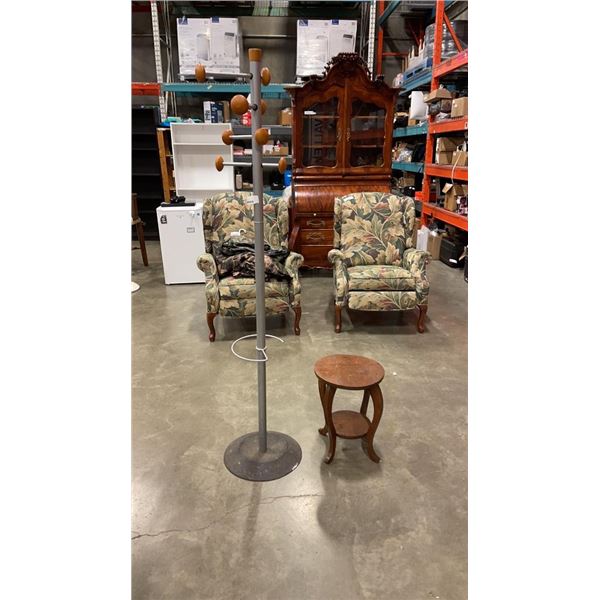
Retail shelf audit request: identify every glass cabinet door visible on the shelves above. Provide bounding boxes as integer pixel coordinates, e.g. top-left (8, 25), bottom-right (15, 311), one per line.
top-left (348, 99), bottom-right (386, 168)
top-left (301, 96), bottom-right (340, 168)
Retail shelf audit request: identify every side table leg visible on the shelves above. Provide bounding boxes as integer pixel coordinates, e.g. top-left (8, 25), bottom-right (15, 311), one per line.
top-left (360, 389), bottom-right (370, 417)
top-left (322, 384), bottom-right (337, 464)
top-left (318, 380), bottom-right (328, 436)
top-left (363, 384), bottom-right (383, 463)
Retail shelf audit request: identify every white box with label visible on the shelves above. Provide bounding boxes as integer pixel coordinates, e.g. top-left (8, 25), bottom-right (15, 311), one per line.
top-left (296, 19), bottom-right (356, 77)
top-left (177, 16), bottom-right (241, 78)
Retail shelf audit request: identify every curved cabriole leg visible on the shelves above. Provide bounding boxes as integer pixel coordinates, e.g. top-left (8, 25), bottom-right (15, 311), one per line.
top-left (417, 305), bottom-right (428, 333)
top-left (207, 312), bottom-right (217, 342)
top-left (363, 384), bottom-right (383, 463)
top-left (293, 305), bottom-right (301, 335)
top-left (335, 305), bottom-right (342, 333)
top-left (360, 389), bottom-right (370, 417)
top-left (318, 379), bottom-right (328, 436)
top-left (322, 384), bottom-right (337, 464)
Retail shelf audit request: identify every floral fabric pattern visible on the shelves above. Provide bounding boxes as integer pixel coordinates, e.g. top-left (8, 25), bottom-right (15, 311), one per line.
top-left (197, 253), bottom-right (220, 313)
top-left (219, 277), bottom-right (290, 300)
top-left (203, 191), bottom-right (288, 253)
top-left (220, 297), bottom-right (290, 318)
top-left (329, 192), bottom-right (428, 311)
top-left (348, 290), bottom-right (418, 311)
top-left (197, 193), bottom-right (302, 320)
top-left (348, 265), bottom-right (416, 292)
top-left (284, 252), bottom-right (304, 307)
top-left (333, 192), bottom-right (415, 267)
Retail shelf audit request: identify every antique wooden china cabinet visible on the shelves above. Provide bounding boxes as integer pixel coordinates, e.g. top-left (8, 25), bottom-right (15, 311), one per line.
top-left (286, 53), bottom-right (398, 268)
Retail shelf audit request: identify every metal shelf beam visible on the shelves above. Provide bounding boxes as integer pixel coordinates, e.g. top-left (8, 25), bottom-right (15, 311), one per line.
top-left (399, 70), bottom-right (433, 95)
top-left (425, 163), bottom-right (468, 181)
top-left (433, 49), bottom-right (468, 78)
top-left (428, 117), bottom-right (467, 134)
top-left (421, 204), bottom-right (468, 230)
top-left (392, 161), bottom-right (424, 173)
top-left (378, 0), bottom-right (401, 26)
top-left (233, 125), bottom-right (292, 137)
top-left (393, 123), bottom-right (428, 138)
top-left (161, 82), bottom-right (290, 99)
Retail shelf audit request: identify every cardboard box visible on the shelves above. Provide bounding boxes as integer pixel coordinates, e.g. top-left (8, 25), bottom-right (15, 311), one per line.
top-left (427, 232), bottom-right (445, 260)
top-left (407, 118), bottom-right (419, 126)
top-left (436, 136), bottom-right (463, 152)
top-left (424, 87), bottom-right (453, 103)
top-left (452, 149), bottom-right (468, 166)
top-left (436, 151), bottom-right (454, 165)
top-left (402, 173), bottom-right (416, 186)
top-left (177, 17), bottom-right (241, 78)
top-left (442, 183), bottom-right (467, 212)
top-left (451, 96), bottom-right (468, 118)
top-left (278, 108), bottom-right (293, 126)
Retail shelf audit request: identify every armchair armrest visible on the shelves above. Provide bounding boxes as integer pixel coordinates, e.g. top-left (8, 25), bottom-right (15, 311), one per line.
top-left (196, 253), bottom-right (220, 313)
top-left (197, 253), bottom-right (219, 279)
top-left (284, 251), bottom-right (304, 276)
top-left (402, 248), bottom-right (429, 273)
top-left (402, 248), bottom-right (430, 305)
top-left (284, 251), bottom-right (304, 307)
top-left (328, 249), bottom-right (349, 306)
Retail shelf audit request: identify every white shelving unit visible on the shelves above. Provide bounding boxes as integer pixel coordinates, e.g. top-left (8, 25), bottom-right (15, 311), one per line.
top-left (171, 123), bottom-right (234, 204)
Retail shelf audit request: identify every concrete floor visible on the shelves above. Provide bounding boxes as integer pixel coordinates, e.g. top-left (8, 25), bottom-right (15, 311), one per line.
top-left (132, 241), bottom-right (467, 600)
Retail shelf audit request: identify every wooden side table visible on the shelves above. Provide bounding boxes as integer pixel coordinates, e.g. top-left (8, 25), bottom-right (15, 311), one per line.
top-left (314, 354), bottom-right (385, 464)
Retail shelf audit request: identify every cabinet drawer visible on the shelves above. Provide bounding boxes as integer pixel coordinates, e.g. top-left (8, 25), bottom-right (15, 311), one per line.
top-left (298, 216), bottom-right (333, 230)
top-left (300, 229), bottom-right (333, 246)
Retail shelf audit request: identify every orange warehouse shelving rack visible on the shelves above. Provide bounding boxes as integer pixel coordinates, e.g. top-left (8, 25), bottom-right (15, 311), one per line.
top-left (421, 0), bottom-right (468, 231)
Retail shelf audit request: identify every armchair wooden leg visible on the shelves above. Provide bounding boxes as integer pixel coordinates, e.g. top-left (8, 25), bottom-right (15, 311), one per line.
top-left (417, 305), bottom-right (428, 333)
top-left (335, 305), bottom-right (342, 333)
top-left (293, 306), bottom-right (301, 335)
top-left (207, 312), bottom-right (217, 342)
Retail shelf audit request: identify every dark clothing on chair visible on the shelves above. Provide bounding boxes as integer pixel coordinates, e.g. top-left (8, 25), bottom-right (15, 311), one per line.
top-left (214, 240), bottom-right (290, 281)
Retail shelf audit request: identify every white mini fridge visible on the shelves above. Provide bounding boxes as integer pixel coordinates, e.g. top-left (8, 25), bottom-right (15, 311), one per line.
top-left (156, 203), bottom-right (206, 284)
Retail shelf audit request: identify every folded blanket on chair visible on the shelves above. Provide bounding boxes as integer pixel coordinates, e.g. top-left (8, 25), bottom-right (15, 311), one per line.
top-left (214, 240), bottom-right (290, 281)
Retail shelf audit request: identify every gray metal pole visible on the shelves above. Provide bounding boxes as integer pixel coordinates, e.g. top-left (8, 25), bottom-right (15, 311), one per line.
top-left (249, 50), bottom-right (267, 453)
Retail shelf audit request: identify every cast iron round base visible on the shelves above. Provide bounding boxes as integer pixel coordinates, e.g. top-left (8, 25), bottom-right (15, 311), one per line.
top-left (223, 431), bottom-right (302, 481)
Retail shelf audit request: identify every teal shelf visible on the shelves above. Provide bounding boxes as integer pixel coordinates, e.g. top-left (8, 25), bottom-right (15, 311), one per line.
top-left (378, 0), bottom-right (401, 26)
top-left (393, 124), bottom-right (428, 138)
top-left (399, 70), bottom-right (433, 95)
top-left (161, 82), bottom-right (290, 99)
top-left (235, 155), bottom-right (291, 165)
top-left (232, 125), bottom-right (291, 137)
top-left (392, 161), bottom-right (424, 173)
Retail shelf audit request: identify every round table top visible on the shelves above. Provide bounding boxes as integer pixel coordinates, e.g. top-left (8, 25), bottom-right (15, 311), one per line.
top-left (314, 354), bottom-right (385, 390)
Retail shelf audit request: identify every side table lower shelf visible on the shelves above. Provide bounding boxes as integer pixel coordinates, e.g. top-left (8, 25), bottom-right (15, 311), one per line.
top-left (331, 410), bottom-right (370, 439)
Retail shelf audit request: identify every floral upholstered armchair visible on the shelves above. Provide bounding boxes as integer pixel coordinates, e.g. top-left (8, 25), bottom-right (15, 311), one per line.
top-left (328, 192), bottom-right (430, 333)
top-left (196, 191), bottom-right (304, 342)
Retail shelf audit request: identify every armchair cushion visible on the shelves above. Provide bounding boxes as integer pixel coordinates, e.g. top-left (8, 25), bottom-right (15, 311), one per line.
top-left (348, 265), bottom-right (416, 292)
top-left (219, 277), bottom-right (289, 300)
